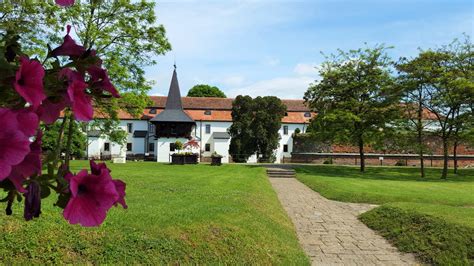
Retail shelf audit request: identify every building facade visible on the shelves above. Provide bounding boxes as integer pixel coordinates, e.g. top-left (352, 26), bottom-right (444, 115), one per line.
top-left (87, 69), bottom-right (312, 163)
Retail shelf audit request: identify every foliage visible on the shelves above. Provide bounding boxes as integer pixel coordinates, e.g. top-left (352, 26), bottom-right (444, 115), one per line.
top-left (0, 1), bottom-right (127, 226)
top-left (0, 161), bottom-right (309, 264)
top-left (396, 36), bottom-right (474, 178)
top-left (304, 45), bottom-right (400, 172)
top-left (174, 140), bottom-right (183, 151)
top-left (1, 0), bottom-right (170, 142)
top-left (211, 152), bottom-right (223, 158)
top-left (360, 205), bottom-right (474, 265)
top-left (187, 84), bottom-right (226, 98)
top-left (229, 95), bottom-right (286, 162)
top-left (41, 120), bottom-right (87, 158)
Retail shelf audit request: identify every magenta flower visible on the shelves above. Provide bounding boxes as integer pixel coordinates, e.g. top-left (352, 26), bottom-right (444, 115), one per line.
top-left (63, 168), bottom-right (119, 227)
top-left (55, 0), bottom-right (75, 7)
top-left (90, 160), bottom-right (127, 209)
top-left (67, 79), bottom-right (93, 121)
top-left (7, 130), bottom-right (42, 193)
top-left (37, 99), bottom-right (66, 124)
top-left (87, 66), bottom-right (120, 98)
top-left (0, 108), bottom-right (38, 182)
top-left (14, 56), bottom-right (46, 108)
top-left (51, 25), bottom-right (86, 58)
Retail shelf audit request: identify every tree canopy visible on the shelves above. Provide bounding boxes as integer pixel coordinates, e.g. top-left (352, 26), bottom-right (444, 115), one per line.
top-left (229, 95), bottom-right (286, 163)
top-left (304, 45), bottom-right (400, 172)
top-left (187, 84), bottom-right (226, 98)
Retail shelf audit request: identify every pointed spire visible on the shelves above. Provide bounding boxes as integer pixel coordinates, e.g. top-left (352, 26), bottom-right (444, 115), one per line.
top-left (165, 67), bottom-right (183, 110)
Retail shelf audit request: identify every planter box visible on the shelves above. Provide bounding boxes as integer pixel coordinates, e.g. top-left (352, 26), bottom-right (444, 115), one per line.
top-left (171, 154), bottom-right (198, 165)
top-left (211, 157), bottom-right (222, 166)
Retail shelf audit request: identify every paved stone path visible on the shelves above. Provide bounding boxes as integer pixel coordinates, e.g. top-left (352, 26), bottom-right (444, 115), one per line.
top-left (269, 175), bottom-right (418, 265)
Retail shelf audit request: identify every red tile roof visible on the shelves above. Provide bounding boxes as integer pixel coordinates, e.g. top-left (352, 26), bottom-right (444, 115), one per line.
top-left (149, 96), bottom-right (310, 112)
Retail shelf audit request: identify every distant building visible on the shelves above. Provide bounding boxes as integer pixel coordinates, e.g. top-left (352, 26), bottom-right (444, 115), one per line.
top-left (86, 68), bottom-right (312, 163)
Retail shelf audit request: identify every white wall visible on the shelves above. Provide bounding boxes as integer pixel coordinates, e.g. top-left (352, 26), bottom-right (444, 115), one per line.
top-left (274, 123), bottom-right (306, 163)
top-left (155, 137), bottom-right (192, 163)
top-left (194, 121), bottom-right (233, 159)
top-left (213, 138), bottom-right (231, 163)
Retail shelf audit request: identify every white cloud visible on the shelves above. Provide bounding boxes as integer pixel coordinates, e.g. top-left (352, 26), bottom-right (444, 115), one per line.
top-left (294, 63), bottom-right (318, 76)
top-left (227, 76), bottom-right (314, 99)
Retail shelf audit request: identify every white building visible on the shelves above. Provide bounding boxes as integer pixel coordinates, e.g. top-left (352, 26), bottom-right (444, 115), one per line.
top-left (87, 68), bottom-right (313, 163)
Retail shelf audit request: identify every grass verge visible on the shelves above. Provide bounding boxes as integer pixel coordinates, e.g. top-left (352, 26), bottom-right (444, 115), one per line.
top-left (360, 205), bottom-right (474, 265)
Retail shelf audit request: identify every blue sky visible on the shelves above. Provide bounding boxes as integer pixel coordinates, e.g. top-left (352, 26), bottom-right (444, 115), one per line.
top-left (145, 0), bottom-right (473, 99)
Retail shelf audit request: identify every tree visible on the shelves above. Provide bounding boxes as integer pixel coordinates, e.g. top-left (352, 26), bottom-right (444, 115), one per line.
top-left (1, 1), bottom-right (171, 144)
top-left (187, 84), bottom-right (226, 98)
top-left (252, 96), bottom-right (286, 162)
top-left (228, 96), bottom-right (286, 163)
top-left (304, 45), bottom-right (400, 172)
top-left (229, 96), bottom-right (255, 162)
top-left (42, 120), bottom-right (87, 159)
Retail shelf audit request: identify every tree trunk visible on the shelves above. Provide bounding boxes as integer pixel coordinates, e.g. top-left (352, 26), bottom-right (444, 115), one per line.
top-left (453, 140), bottom-right (458, 174)
top-left (358, 137), bottom-right (365, 172)
top-left (417, 100), bottom-right (425, 178)
top-left (441, 138), bottom-right (449, 179)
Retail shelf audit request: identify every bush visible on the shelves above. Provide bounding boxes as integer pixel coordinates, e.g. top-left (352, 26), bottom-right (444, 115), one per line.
top-left (395, 159), bottom-right (407, 166)
top-left (359, 206), bottom-right (474, 265)
top-left (323, 158), bottom-right (333, 164)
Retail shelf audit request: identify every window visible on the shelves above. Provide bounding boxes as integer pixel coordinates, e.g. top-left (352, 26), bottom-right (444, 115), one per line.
top-left (127, 143), bottom-right (132, 152)
top-left (204, 110), bottom-right (212, 115)
top-left (284, 112), bottom-right (288, 116)
top-left (283, 125), bottom-right (288, 135)
top-left (283, 144), bottom-right (288, 153)
top-left (304, 112), bottom-right (311, 117)
top-left (127, 123), bottom-right (133, 133)
top-left (149, 108), bottom-right (157, 114)
top-left (104, 143), bottom-right (110, 152)
top-left (148, 123), bottom-right (155, 133)
top-left (205, 143), bottom-right (211, 152)
top-left (170, 143), bottom-right (176, 152)
top-left (205, 124), bottom-right (211, 134)
top-left (149, 143), bottom-right (155, 152)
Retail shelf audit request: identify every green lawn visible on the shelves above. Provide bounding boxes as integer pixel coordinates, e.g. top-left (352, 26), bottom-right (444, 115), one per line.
top-left (0, 162), bottom-right (308, 264)
top-left (295, 165), bottom-right (474, 264)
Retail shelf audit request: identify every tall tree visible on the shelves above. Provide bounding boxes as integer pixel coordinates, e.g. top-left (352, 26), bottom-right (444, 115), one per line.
top-left (187, 84), bottom-right (226, 98)
top-left (229, 95), bottom-right (255, 162)
top-left (228, 95), bottom-right (286, 163)
top-left (1, 1), bottom-right (171, 144)
top-left (396, 56), bottom-right (436, 177)
top-left (252, 96), bottom-right (286, 162)
top-left (304, 45), bottom-right (399, 172)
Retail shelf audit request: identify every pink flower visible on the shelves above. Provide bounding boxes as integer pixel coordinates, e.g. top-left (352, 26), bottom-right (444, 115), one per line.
top-left (0, 108), bottom-right (38, 182)
top-left (55, 0), bottom-right (75, 7)
top-left (90, 160), bottom-right (127, 209)
top-left (7, 130), bottom-right (42, 193)
top-left (14, 56), bottom-right (46, 108)
top-left (63, 167), bottom-right (118, 227)
top-left (37, 99), bottom-right (66, 124)
top-left (51, 25), bottom-right (85, 58)
top-left (67, 79), bottom-right (93, 121)
top-left (87, 66), bottom-right (120, 98)
top-left (59, 69), bottom-right (93, 121)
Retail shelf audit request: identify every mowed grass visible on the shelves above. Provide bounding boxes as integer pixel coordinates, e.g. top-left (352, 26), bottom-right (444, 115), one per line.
top-left (295, 165), bottom-right (474, 208)
top-left (0, 162), bottom-right (308, 264)
top-left (295, 165), bottom-right (474, 264)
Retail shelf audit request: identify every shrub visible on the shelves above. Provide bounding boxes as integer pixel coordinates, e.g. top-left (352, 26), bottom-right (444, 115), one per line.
top-left (323, 158), bottom-right (333, 164)
top-left (359, 206), bottom-right (474, 265)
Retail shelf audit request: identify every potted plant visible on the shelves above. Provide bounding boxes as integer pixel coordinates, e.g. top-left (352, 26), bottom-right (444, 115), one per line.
top-left (211, 152), bottom-right (223, 166)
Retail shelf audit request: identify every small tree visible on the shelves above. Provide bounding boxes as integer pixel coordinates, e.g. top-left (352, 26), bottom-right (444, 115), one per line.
top-left (174, 140), bottom-right (183, 152)
top-left (187, 84), bottom-right (226, 98)
top-left (304, 45), bottom-right (400, 172)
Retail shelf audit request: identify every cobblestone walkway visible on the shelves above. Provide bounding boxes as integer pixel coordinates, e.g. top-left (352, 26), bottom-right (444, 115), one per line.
top-left (269, 177), bottom-right (418, 265)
